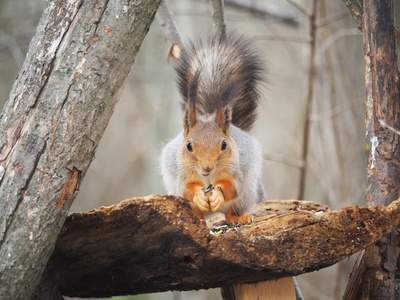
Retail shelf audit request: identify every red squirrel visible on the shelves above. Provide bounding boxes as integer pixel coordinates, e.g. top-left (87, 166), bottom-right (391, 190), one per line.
top-left (160, 32), bottom-right (266, 226)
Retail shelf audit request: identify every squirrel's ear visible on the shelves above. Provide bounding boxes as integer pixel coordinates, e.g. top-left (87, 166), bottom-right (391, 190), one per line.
top-left (216, 106), bottom-right (232, 134)
top-left (183, 103), bottom-right (196, 136)
top-left (184, 71), bottom-right (200, 136)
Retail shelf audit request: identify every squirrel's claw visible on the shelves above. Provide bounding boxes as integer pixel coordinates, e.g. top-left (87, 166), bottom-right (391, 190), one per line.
top-left (226, 213), bottom-right (253, 226)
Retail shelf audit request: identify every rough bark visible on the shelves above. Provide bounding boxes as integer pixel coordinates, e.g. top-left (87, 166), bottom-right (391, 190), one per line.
top-left (157, 0), bottom-right (183, 62)
top-left (0, 0), bottom-right (162, 298)
top-left (32, 270), bottom-right (64, 300)
top-left (47, 196), bottom-right (400, 298)
top-left (361, 2), bottom-right (400, 296)
top-left (344, 0), bottom-right (400, 299)
top-left (364, 0), bottom-right (399, 208)
top-left (209, 0), bottom-right (226, 39)
top-left (342, 0), bottom-right (363, 30)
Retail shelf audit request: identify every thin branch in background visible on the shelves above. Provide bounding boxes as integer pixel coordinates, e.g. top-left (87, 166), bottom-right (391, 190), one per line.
top-left (0, 32), bottom-right (25, 68)
top-left (379, 119), bottom-right (400, 136)
top-left (254, 34), bottom-right (310, 43)
top-left (157, 0), bottom-right (183, 62)
top-left (263, 138), bottom-right (338, 207)
top-left (262, 115), bottom-right (303, 155)
top-left (333, 261), bottom-right (343, 300)
top-left (225, 0), bottom-right (298, 25)
top-left (317, 9), bottom-right (349, 28)
top-left (318, 0), bottom-right (346, 217)
top-left (317, 28), bottom-right (361, 63)
top-left (285, 0), bottom-right (310, 16)
top-left (293, 277), bottom-right (304, 300)
top-left (209, 0), bottom-right (226, 39)
top-left (307, 154), bottom-right (337, 206)
top-left (297, 0), bottom-right (318, 200)
top-left (263, 153), bottom-right (304, 169)
top-left (166, 9), bottom-right (210, 17)
top-left (296, 277), bottom-right (331, 300)
top-left (262, 121), bottom-right (338, 206)
top-left (309, 99), bottom-right (364, 122)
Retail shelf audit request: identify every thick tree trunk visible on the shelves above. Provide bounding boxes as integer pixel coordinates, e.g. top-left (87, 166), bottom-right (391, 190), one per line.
top-left (344, 0), bottom-right (400, 299)
top-left (47, 196), bottom-right (400, 298)
top-left (0, 0), bottom-right (162, 298)
top-left (362, 1), bottom-right (400, 297)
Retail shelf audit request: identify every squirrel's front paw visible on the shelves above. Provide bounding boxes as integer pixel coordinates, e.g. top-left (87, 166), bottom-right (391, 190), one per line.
top-left (193, 190), bottom-right (210, 212)
top-left (208, 186), bottom-right (224, 212)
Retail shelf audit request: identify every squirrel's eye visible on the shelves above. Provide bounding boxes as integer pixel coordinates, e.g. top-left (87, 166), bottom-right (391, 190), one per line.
top-left (221, 140), bottom-right (227, 151)
top-left (187, 141), bottom-right (193, 152)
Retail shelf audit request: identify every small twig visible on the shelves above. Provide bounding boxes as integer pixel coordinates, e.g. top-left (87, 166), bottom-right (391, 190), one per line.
top-left (285, 0), bottom-right (310, 16)
top-left (293, 277), bottom-right (304, 300)
top-left (263, 153), bottom-right (304, 169)
top-left (0, 31), bottom-right (25, 68)
top-left (342, 0), bottom-right (363, 30)
top-left (209, 0), bottom-right (226, 39)
top-left (317, 9), bottom-right (349, 28)
top-left (317, 28), bottom-right (361, 63)
top-left (309, 99), bottom-right (364, 122)
top-left (165, 9), bottom-right (209, 17)
top-left (254, 35), bottom-right (310, 43)
top-left (296, 277), bottom-right (331, 300)
top-left (224, 0), bottom-right (298, 26)
top-left (297, 0), bottom-right (318, 200)
top-left (156, 0), bottom-right (183, 62)
top-left (379, 120), bottom-right (400, 136)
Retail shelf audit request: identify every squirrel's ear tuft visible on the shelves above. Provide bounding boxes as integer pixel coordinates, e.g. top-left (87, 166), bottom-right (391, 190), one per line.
top-left (183, 102), bottom-right (196, 136)
top-left (216, 106), bottom-right (232, 134)
top-left (183, 71), bottom-right (200, 136)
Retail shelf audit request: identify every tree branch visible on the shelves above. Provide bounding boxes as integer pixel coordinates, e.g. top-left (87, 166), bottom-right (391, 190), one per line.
top-left (47, 195), bottom-right (400, 298)
top-left (342, 0), bottom-right (363, 30)
top-left (157, 0), bottom-right (183, 62)
top-left (297, 0), bottom-right (317, 200)
top-left (0, 0), bottom-right (162, 298)
top-left (224, 0), bottom-right (298, 25)
top-left (342, 0), bottom-right (400, 39)
top-left (209, 0), bottom-right (226, 39)
top-left (286, 0), bottom-right (310, 16)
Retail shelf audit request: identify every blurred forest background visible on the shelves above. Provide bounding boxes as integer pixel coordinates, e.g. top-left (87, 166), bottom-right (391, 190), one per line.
top-left (1, 0), bottom-right (399, 299)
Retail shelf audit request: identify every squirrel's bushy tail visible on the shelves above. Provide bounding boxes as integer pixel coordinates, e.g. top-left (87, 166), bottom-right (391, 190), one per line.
top-left (176, 31), bottom-right (265, 131)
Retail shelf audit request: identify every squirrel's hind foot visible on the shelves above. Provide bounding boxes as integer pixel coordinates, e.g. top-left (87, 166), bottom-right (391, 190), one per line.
top-left (225, 212), bottom-right (253, 227)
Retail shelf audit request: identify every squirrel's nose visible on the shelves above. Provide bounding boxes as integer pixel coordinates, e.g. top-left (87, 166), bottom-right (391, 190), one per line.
top-left (204, 166), bottom-right (212, 172)
top-left (201, 164), bottom-right (213, 176)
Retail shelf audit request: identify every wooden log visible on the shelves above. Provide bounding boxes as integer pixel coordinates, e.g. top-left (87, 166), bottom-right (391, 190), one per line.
top-left (234, 278), bottom-right (295, 300)
top-left (47, 195), bottom-right (400, 298)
